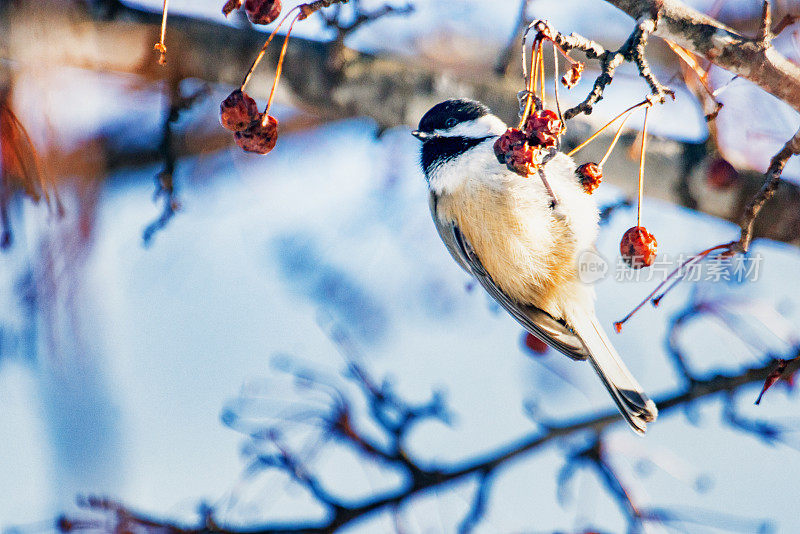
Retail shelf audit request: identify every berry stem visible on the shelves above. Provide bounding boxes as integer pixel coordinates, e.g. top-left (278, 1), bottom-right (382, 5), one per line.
top-left (529, 39), bottom-right (538, 94)
top-left (519, 19), bottom-right (544, 130)
top-left (553, 42), bottom-right (578, 65)
top-left (155, 0), bottom-right (169, 65)
top-left (552, 41), bottom-right (564, 133)
top-left (537, 167), bottom-right (560, 207)
top-left (240, 7), bottom-right (300, 91)
top-left (566, 99), bottom-right (649, 157)
top-left (263, 12), bottom-right (301, 122)
top-left (521, 24), bottom-right (537, 90)
top-left (613, 242), bottom-right (735, 332)
top-left (518, 37), bottom-right (540, 129)
top-left (598, 110), bottom-right (634, 167)
top-left (637, 105), bottom-right (650, 227)
top-left (538, 40), bottom-right (545, 108)
top-left (531, 40), bottom-right (540, 101)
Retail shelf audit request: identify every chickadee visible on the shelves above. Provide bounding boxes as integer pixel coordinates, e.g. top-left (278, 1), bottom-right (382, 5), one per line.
top-left (412, 99), bottom-right (657, 434)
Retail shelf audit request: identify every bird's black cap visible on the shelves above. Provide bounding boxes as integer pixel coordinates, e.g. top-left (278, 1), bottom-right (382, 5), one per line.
top-left (416, 99), bottom-right (490, 134)
top-left (415, 99), bottom-right (495, 177)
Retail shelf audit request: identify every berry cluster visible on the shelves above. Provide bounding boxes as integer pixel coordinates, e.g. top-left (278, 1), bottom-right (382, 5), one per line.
top-left (494, 128), bottom-right (536, 175)
top-left (218, 0), bottom-right (313, 155)
top-left (620, 226), bottom-right (658, 268)
top-left (220, 90), bottom-right (279, 154)
top-left (524, 109), bottom-right (564, 148)
top-left (494, 109), bottom-right (564, 176)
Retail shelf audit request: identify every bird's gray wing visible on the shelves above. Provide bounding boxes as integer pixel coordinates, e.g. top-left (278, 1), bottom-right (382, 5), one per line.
top-left (429, 192), bottom-right (589, 361)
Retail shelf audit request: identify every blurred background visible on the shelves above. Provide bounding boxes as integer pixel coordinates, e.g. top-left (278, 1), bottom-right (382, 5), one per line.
top-left (2, 0), bottom-right (800, 532)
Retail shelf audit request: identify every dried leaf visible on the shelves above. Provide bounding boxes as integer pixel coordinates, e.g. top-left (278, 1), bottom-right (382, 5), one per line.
top-left (560, 62), bottom-right (584, 89)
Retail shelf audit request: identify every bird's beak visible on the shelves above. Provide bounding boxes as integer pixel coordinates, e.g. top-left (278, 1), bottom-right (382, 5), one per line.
top-left (411, 130), bottom-right (435, 141)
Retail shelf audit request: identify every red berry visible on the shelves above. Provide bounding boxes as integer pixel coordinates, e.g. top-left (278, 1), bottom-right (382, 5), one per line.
top-left (523, 332), bottom-right (549, 355)
top-left (524, 109), bottom-right (563, 148)
top-left (234, 115), bottom-right (278, 154)
top-left (576, 162), bottom-right (603, 193)
top-left (220, 90), bottom-right (260, 131)
top-left (532, 130), bottom-right (558, 149)
top-left (493, 125), bottom-right (551, 176)
top-left (620, 226), bottom-right (658, 268)
top-left (244, 0), bottom-right (281, 25)
top-left (707, 157), bottom-right (739, 190)
top-left (493, 128), bottom-right (526, 163)
top-left (505, 143), bottom-right (536, 175)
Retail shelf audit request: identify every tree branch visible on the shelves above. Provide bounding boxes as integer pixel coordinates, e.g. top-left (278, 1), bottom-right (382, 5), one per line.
top-left (603, 0), bottom-right (800, 114)
top-left (4, 1), bottom-right (800, 251)
top-left (735, 128), bottom-right (800, 253)
top-left (534, 19), bottom-right (673, 119)
top-left (64, 344), bottom-right (800, 534)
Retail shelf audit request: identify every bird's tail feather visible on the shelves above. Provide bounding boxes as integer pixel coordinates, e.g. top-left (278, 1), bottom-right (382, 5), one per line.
top-left (567, 307), bottom-right (658, 434)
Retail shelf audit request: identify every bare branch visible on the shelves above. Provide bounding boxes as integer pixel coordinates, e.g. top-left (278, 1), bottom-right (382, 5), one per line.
top-left (579, 440), bottom-right (643, 530)
top-left (758, 0), bottom-right (773, 45)
top-left (598, 197), bottom-right (634, 226)
top-left (457, 469), bottom-right (495, 534)
top-left (629, 18), bottom-right (675, 102)
top-left (735, 128), bottom-right (800, 253)
top-left (602, 0), bottom-right (800, 114)
top-left (772, 13), bottom-right (799, 37)
top-left (724, 392), bottom-right (783, 442)
top-left (533, 19), bottom-right (673, 119)
top-left (64, 344), bottom-right (800, 534)
top-left (142, 82), bottom-right (208, 246)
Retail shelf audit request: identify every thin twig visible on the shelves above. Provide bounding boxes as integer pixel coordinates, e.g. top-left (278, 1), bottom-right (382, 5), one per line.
top-left (527, 19), bottom-right (672, 120)
top-left (758, 0), bottom-right (773, 45)
top-left (143, 83), bottom-right (208, 246)
top-left (734, 128), bottom-right (800, 253)
top-left (154, 0), bottom-right (169, 65)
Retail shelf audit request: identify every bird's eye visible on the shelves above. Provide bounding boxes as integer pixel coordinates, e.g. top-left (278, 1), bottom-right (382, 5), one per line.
top-left (445, 118), bottom-right (457, 128)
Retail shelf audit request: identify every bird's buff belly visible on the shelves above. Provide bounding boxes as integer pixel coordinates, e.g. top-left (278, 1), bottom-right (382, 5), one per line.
top-left (436, 186), bottom-right (578, 315)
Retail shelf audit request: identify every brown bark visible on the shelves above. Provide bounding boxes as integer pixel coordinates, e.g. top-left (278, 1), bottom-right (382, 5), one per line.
top-left (604, 0), bottom-right (800, 114)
